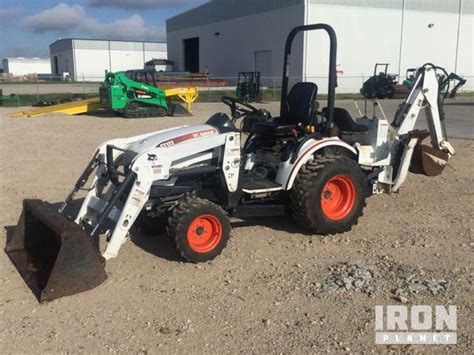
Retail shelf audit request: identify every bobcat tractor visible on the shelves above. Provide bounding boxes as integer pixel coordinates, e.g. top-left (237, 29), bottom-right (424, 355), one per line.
top-left (6, 24), bottom-right (455, 302)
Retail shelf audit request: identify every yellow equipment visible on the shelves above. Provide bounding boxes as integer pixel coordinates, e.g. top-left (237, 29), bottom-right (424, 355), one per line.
top-left (12, 87), bottom-right (198, 118)
top-left (165, 87), bottom-right (199, 113)
top-left (12, 98), bottom-right (101, 118)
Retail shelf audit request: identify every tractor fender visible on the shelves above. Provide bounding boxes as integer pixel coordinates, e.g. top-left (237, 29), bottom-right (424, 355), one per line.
top-left (277, 138), bottom-right (357, 190)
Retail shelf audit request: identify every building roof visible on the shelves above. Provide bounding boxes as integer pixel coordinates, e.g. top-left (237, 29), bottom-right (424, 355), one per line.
top-left (49, 38), bottom-right (166, 47)
top-left (3, 57), bottom-right (50, 61)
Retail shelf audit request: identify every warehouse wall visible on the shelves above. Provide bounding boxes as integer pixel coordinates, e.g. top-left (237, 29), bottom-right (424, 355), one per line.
top-left (456, 1), bottom-right (474, 76)
top-left (74, 40), bottom-right (109, 80)
top-left (50, 40), bottom-right (75, 78)
top-left (144, 42), bottom-right (169, 63)
top-left (400, 1), bottom-right (463, 76)
top-left (3, 58), bottom-right (51, 76)
top-left (167, 4), bottom-right (306, 86)
top-left (306, 0), bottom-right (473, 92)
top-left (305, 3), bottom-right (403, 93)
top-left (50, 40), bottom-right (167, 81)
top-left (167, 0), bottom-right (473, 93)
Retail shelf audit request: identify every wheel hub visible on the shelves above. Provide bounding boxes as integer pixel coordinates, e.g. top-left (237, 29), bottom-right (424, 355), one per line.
top-left (187, 214), bottom-right (222, 253)
top-left (321, 175), bottom-right (356, 221)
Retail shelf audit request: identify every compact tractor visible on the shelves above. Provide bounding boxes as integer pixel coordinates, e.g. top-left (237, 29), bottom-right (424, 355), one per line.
top-left (404, 68), bottom-right (466, 98)
top-left (7, 24), bottom-right (455, 302)
top-left (360, 63), bottom-right (409, 99)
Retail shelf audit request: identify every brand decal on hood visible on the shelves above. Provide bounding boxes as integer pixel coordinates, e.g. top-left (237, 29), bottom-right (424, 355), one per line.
top-left (156, 128), bottom-right (218, 148)
top-left (147, 153), bottom-right (157, 161)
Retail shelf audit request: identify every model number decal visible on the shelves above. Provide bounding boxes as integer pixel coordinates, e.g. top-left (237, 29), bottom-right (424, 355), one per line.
top-left (159, 140), bottom-right (175, 148)
top-left (157, 128), bottom-right (217, 148)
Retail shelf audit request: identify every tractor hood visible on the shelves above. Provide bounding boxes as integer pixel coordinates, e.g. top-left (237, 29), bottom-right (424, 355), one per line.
top-left (124, 124), bottom-right (219, 154)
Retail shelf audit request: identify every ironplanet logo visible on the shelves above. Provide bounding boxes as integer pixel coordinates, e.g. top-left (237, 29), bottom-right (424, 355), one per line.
top-left (375, 305), bottom-right (457, 345)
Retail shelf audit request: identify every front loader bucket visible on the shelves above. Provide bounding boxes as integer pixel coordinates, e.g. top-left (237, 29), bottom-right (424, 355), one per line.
top-left (409, 132), bottom-right (450, 177)
top-left (5, 199), bottom-right (107, 302)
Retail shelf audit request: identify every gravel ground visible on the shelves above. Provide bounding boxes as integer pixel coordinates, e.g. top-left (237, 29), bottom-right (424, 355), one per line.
top-left (0, 100), bottom-right (473, 353)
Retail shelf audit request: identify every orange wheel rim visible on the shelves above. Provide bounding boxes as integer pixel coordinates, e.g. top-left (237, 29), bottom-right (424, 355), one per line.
top-left (187, 214), bottom-right (222, 253)
top-left (321, 175), bottom-right (356, 221)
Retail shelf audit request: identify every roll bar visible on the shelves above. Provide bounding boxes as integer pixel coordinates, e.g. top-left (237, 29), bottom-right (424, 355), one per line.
top-left (280, 24), bottom-right (338, 135)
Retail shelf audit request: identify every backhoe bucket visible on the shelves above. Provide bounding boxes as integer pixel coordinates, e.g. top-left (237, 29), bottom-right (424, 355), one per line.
top-left (5, 199), bottom-right (107, 302)
top-left (409, 133), bottom-right (450, 177)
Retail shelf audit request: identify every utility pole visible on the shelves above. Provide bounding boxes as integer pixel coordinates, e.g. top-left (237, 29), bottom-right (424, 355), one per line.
top-left (454, 0), bottom-right (463, 72)
top-left (397, 0), bottom-right (406, 79)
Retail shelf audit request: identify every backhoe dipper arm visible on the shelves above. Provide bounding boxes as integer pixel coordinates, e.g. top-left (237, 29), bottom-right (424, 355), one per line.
top-left (390, 65), bottom-right (453, 153)
top-left (389, 64), bottom-right (454, 192)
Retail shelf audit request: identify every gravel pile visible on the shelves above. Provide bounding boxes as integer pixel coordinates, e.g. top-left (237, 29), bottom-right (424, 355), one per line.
top-left (319, 262), bottom-right (378, 296)
top-left (390, 264), bottom-right (453, 302)
top-left (317, 262), bottom-right (455, 303)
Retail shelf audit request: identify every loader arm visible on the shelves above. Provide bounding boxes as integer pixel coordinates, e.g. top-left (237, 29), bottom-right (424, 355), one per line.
top-left (68, 128), bottom-right (237, 260)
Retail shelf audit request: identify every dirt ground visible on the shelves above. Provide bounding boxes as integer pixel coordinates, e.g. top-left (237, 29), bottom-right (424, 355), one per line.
top-left (0, 100), bottom-right (473, 354)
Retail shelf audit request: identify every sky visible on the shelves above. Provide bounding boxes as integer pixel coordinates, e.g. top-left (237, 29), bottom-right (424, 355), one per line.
top-left (0, 0), bottom-right (208, 60)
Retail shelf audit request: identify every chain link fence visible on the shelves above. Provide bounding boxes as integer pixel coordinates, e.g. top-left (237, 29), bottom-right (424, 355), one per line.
top-left (1, 74), bottom-right (472, 107)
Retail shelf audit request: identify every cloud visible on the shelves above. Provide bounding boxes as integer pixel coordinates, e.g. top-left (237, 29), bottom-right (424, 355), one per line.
top-left (23, 3), bottom-right (85, 33)
top-left (22, 3), bottom-right (164, 41)
top-left (0, 6), bottom-right (22, 27)
top-left (87, 0), bottom-right (198, 9)
top-left (0, 6), bottom-right (22, 20)
top-left (81, 15), bottom-right (164, 40)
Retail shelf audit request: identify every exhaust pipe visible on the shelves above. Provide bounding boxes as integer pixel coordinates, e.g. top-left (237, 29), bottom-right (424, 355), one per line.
top-left (5, 199), bottom-right (107, 302)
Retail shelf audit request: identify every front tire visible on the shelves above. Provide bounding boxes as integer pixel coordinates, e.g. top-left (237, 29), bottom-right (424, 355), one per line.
top-left (167, 196), bottom-right (231, 262)
top-left (290, 155), bottom-right (367, 235)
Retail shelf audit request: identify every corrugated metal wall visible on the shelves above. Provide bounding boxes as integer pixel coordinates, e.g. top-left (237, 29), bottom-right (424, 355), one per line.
top-left (310, 0), bottom-right (470, 13)
top-left (168, 0), bottom-right (473, 33)
top-left (49, 39), bottom-right (168, 80)
top-left (309, 0), bottom-right (402, 11)
top-left (167, 0), bottom-right (304, 32)
top-left (72, 40), bottom-right (166, 51)
top-left (49, 39), bottom-right (73, 53)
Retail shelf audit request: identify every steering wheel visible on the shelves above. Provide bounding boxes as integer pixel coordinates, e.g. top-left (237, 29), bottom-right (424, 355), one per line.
top-left (221, 96), bottom-right (259, 120)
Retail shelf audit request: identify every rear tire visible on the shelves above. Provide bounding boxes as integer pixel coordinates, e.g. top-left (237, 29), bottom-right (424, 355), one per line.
top-left (290, 155), bottom-right (367, 235)
top-left (167, 195), bottom-right (231, 262)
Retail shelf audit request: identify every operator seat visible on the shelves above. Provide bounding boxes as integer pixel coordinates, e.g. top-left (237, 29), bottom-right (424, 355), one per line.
top-left (321, 107), bottom-right (368, 133)
top-left (251, 82), bottom-right (318, 136)
top-left (321, 107), bottom-right (370, 145)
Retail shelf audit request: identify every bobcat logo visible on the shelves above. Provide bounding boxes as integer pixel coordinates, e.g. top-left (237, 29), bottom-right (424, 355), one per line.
top-left (147, 153), bottom-right (157, 161)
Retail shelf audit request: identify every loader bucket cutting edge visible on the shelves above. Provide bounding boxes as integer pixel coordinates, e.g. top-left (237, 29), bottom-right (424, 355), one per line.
top-left (5, 199), bottom-right (107, 302)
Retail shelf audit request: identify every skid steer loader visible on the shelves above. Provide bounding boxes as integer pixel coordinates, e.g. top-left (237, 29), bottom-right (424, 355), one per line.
top-left (6, 24), bottom-right (455, 302)
top-left (100, 71), bottom-right (198, 118)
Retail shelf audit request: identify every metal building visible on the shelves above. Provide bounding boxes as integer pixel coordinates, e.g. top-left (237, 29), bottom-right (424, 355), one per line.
top-left (2, 57), bottom-right (51, 76)
top-left (49, 39), bottom-right (167, 81)
top-left (167, 0), bottom-right (473, 92)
